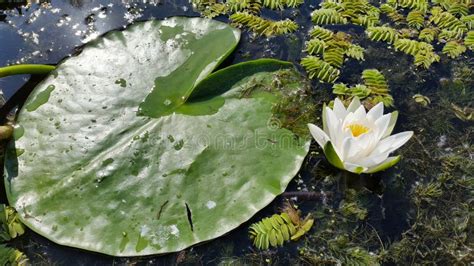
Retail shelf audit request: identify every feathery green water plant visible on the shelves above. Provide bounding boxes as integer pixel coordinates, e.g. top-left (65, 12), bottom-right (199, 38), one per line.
top-left (366, 26), bottom-right (399, 43)
top-left (461, 14), bottom-right (473, 29)
top-left (407, 10), bottom-right (425, 29)
top-left (465, 31), bottom-right (474, 49)
top-left (442, 40), bottom-right (467, 58)
top-left (394, 38), bottom-right (422, 55)
top-left (0, 245), bottom-right (28, 266)
top-left (191, 0), bottom-right (301, 36)
top-left (418, 27), bottom-right (439, 42)
top-left (345, 44), bottom-right (365, 60)
top-left (332, 69), bottom-right (393, 107)
top-left (323, 46), bottom-right (346, 68)
top-left (430, 9), bottom-right (468, 36)
top-left (398, 0), bottom-right (429, 12)
top-left (249, 203), bottom-right (314, 249)
top-left (317, 0), bottom-right (381, 27)
top-left (0, 205), bottom-right (25, 241)
top-left (448, 3), bottom-right (469, 16)
top-left (237, 0), bottom-right (263, 13)
top-left (303, 26), bottom-right (365, 83)
top-left (309, 26), bottom-right (334, 41)
top-left (312, 8), bottom-right (349, 25)
top-left (230, 12), bottom-right (298, 36)
top-left (393, 39), bottom-right (440, 68)
top-left (301, 56), bottom-right (340, 83)
top-left (380, 3), bottom-right (406, 24)
top-left (305, 38), bottom-right (327, 55)
top-left (363, 0), bottom-right (473, 66)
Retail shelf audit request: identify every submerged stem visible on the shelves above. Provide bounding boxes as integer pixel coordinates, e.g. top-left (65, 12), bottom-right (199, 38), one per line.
top-left (0, 64), bottom-right (56, 78)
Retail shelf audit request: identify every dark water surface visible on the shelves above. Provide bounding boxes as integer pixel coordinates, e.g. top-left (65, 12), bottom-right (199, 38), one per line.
top-left (0, 0), bottom-right (472, 265)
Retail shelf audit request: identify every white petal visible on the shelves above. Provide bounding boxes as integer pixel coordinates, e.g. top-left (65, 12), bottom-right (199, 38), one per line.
top-left (356, 152), bottom-right (389, 168)
top-left (365, 156), bottom-right (400, 173)
top-left (353, 105), bottom-right (367, 120)
top-left (373, 131), bottom-right (414, 155)
top-left (322, 103), bottom-right (329, 134)
top-left (347, 97), bottom-right (361, 113)
top-left (374, 114), bottom-right (391, 141)
top-left (325, 107), bottom-right (340, 141)
top-left (343, 162), bottom-right (367, 174)
top-left (333, 98), bottom-right (347, 120)
top-left (341, 137), bottom-right (352, 160)
top-left (308, 123), bottom-right (330, 148)
top-left (382, 111), bottom-right (398, 138)
top-left (367, 102), bottom-right (384, 122)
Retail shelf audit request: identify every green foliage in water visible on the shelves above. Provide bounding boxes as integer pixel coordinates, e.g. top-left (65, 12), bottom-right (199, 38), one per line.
top-left (191, 0), bottom-right (302, 36)
top-left (386, 155), bottom-right (474, 264)
top-left (367, 26), bottom-right (399, 43)
top-left (0, 245), bottom-right (29, 266)
top-left (333, 69), bottom-right (393, 107)
top-left (0, 205), bottom-right (25, 241)
top-left (300, 56), bottom-right (340, 83)
top-left (311, 8), bottom-right (349, 25)
top-left (0, 205), bottom-right (28, 265)
top-left (442, 40), bottom-right (467, 58)
top-left (230, 12), bottom-right (298, 36)
top-left (302, 28), bottom-right (365, 83)
top-left (249, 203), bottom-right (314, 250)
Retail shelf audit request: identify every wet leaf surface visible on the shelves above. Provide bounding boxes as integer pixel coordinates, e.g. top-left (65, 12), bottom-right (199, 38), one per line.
top-left (4, 17), bottom-right (310, 256)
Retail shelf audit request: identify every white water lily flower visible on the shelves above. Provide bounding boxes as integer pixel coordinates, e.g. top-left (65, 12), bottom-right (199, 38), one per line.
top-left (308, 98), bottom-right (413, 174)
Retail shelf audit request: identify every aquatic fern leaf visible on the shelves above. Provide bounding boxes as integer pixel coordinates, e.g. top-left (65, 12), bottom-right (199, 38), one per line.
top-left (309, 26), bottom-right (334, 41)
top-left (366, 26), bottom-right (399, 43)
top-left (249, 213), bottom-right (296, 249)
top-left (461, 14), bottom-right (474, 30)
top-left (333, 83), bottom-right (371, 98)
top-left (249, 204), bottom-right (314, 249)
top-left (438, 29), bottom-right (463, 40)
top-left (418, 27), bottom-right (439, 42)
top-left (398, 0), bottom-right (428, 12)
top-left (312, 8), bottom-right (348, 25)
top-left (442, 41), bottom-right (467, 58)
top-left (0, 205), bottom-right (25, 241)
top-left (407, 10), bottom-right (425, 29)
top-left (334, 69), bottom-right (393, 106)
top-left (285, 0), bottom-right (304, 8)
top-left (380, 4), bottom-right (405, 24)
top-left (0, 245), bottom-right (29, 266)
top-left (227, 0), bottom-right (262, 13)
top-left (323, 47), bottom-right (345, 68)
top-left (263, 0), bottom-right (285, 10)
top-left (301, 56), bottom-right (340, 83)
top-left (465, 31), bottom-right (474, 49)
top-left (361, 69), bottom-right (389, 94)
top-left (305, 38), bottom-right (327, 55)
top-left (352, 15), bottom-right (380, 27)
top-left (394, 38), bottom-right (421, 56)
top-left (413, 42), bottom-right (440, 68)
top-left (448, 3), bottom-right (469, 16)
top-left (345, 44), bottom-right (365, 61)
top-left (431, 11), bottom-right (468, 35)
top-left (230, 12), bottom-right (298, 36)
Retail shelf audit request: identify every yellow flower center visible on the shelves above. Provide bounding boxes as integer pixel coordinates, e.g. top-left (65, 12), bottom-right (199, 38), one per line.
top-left (347, 124), bottom-right (369, 137)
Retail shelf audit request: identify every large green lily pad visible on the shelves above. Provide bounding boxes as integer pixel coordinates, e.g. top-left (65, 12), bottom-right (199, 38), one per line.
top-left (4, 17), bottom-right (312, 256)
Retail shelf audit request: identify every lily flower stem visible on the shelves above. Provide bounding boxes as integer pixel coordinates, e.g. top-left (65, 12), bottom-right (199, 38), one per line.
top-left (0, 64), bottom-right (56, 78)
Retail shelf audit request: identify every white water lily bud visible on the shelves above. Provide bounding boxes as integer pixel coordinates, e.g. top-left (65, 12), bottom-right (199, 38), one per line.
top-left (308, 97), bottom-right (413, 174)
